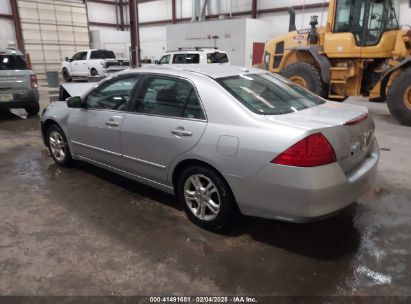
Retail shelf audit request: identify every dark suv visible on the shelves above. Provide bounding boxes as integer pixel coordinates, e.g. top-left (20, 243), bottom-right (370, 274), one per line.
top-left (0, 48), bottom-right (39, 115)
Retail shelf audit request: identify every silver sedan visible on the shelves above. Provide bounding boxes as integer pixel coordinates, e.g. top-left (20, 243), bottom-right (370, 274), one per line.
top-left (41, 66), bottom-right (379, 230)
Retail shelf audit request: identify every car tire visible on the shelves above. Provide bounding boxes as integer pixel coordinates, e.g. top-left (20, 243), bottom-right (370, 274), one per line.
top-left (25, 102), bottom-right (40, 116)
top-left (62, 68), bottom-right (72, 82)
top-left (46, 124), bottom-right (73, 167)
top-left (280, 62), bottom-right (327, 98)
top-left (177, 165), bottom-right (236, 231)
top-left (90, 68), bottom-right (99, 76)
top-left (387, 68), bottom-right (411, 126)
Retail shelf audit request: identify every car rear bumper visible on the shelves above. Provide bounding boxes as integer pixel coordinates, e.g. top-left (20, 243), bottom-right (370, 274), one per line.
top-left (226, 138), bottom-right (379, 223)
top-left (0, 90), bottom-right (39, 109)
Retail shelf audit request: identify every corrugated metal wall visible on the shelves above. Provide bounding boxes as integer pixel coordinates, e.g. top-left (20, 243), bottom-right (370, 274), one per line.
top-left (18, 0), bottom-right (90, 84)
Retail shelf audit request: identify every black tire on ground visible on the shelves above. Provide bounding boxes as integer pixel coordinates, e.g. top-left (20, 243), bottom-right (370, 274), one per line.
top-left (62, 68), bottom-right (72, 82)
top-left (25, 102), bottom-right (40, 116)
top-left (46, 124), bottom-right (73, 167)
top-left (177, 165), bottom-right (237, 231)
top-left (280, 62), bottom-right (327, 98)
top-left (90, 69), bottom-right (99, 76)
top-left (386, 68), bottom-right (411, 126)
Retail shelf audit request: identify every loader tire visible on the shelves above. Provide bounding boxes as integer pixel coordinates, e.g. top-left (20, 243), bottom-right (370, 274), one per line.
top-left (280, 62), bottom-right (327, 98)
top-left (387, 69), bottom-right (411, 126)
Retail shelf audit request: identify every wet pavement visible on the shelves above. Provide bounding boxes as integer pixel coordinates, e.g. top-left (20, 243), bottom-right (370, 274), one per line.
top-left (0, 97), bottom-right (410, 296)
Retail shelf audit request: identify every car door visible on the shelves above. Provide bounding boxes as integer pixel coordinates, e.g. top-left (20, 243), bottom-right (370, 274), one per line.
top-left (67, 52), bottom-right (80, 75)
top-left (67, 74), bottom-right (141, 168)
top-left (70, 52), bottom-right (87, 76)
top-left (120, 74), bottom-right (207, 184)
top-left (76, 51), bottom-right (89, 76)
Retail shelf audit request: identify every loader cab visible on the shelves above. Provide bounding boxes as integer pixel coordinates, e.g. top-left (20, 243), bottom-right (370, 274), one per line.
top-left (325, 0), bottom-right (400, 57)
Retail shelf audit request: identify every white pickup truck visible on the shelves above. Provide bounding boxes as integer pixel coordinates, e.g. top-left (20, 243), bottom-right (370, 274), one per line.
top-left (61, 49), bottom-right (130, 82)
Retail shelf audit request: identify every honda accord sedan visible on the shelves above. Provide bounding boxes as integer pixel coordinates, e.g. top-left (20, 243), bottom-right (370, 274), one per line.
top-left (40, 66), bottom-right (379, 230)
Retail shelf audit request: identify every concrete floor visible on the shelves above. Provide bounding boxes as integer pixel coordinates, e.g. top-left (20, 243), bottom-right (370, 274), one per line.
top-left (0, 91), bottom-right (410, 297)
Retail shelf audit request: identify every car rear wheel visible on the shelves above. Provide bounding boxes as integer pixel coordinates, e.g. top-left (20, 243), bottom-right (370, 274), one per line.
top-left (62, 68), bottom-right (72, 82)
top-left (178, 165), bottom-right (236, 231)
top-left (25, 102), bottom-right (40, 116)
top-left (47, 124), bottom-right (73, 167)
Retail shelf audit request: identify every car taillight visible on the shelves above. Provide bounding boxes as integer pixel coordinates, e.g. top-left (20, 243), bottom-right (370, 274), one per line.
top-left (30, 75), bottom-right (38, 89)
top-left (343, 113), bottom-right (368, 126)
top-left (272, 133), bottom-right (336, 167)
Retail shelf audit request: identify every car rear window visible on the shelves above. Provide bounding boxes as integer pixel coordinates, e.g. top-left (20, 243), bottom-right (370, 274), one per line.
top-left (207, 52), bottom-right (229, 63)
top-left (217, 73), bottom-right (325, 115)
top-left (0, 55), bottom-right (28, 70)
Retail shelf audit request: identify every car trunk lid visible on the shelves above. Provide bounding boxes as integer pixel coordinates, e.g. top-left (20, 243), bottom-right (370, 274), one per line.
top-left (264, 101), bottom-right (375, 173)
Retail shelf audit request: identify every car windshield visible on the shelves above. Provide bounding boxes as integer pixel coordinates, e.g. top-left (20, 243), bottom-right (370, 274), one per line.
top-left (217, 73), bottom-right (325, 115)
top-left (207, 52), bottom-right (229, 63)
top-left (0, 55), bottom-right (28, 70)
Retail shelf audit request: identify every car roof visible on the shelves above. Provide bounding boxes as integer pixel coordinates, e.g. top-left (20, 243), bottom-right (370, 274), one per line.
top-left (75, 49), bottom-right (112, 53)
top-left (164, 49), bottom-right (227, 55)
top-left (0, 49), bottom-right (24, 56)
top-left (123, 65), bottom-right (265, 79)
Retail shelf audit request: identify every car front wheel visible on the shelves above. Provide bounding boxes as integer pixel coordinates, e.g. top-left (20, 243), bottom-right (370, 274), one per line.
top-left (62, 68), bottom-right (72, 82)
top-left (178, 166), bottom-right (236, 231)
top-left (47, 124), bottom-right (73, 167)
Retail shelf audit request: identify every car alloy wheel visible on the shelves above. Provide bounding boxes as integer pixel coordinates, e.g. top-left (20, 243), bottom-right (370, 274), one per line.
top-left (183, 174), bottom-right (221, 221)
top-left (48, 130), bottom-right (67, 162)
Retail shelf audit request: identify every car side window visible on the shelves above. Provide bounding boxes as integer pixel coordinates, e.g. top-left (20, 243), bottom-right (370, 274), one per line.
top-left (159, 55), bottom-right (170, 64)
top-left (85, 75), bottom-right (140, 111)
top-left (71, 52), bottom-right (83, 61)
top-left (90, 50), bottom-right (115, 59)
top-left (80, 52), bottom-right (87, 60)
top-left (172, 53), bottom-right (200, 64)
top-left (134, 75), bottom-right (205, 120)
top-left (207, 52), bottom-right (229, 63)
top-left (90, 51), bottom-right (100, 59)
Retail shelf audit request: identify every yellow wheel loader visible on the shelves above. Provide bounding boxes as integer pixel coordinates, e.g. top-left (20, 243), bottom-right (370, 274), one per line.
top-left (262, 0), bottom-right (411, 125)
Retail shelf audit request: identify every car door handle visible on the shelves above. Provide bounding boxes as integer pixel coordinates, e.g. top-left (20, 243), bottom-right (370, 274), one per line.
top-left (105, 121), bottom-right (120, 127)
top-left (171, 129), bottom-right (192, 137)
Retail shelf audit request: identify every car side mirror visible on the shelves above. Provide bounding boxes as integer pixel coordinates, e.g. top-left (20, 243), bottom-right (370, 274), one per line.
top-left (65, 57), bottom-right (69, 62)
top-left (66, 96), bottom-right (83, 108)
top-left (154, 60), bottom-right (159, 64)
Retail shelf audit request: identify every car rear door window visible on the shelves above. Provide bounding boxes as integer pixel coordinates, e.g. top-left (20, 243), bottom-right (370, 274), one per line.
top-left (90, 51), bottom-right (102, 59)
top-left (172, 54), bottom-right (200, 64)
top-left (0, 55), bottom-right (28, 70)
top-left (90, 50), bottom-right (116, 59)
top-left (134, 75), bottom-right (205, 120)
top-left (85, 75), bottom-right (140, 111)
